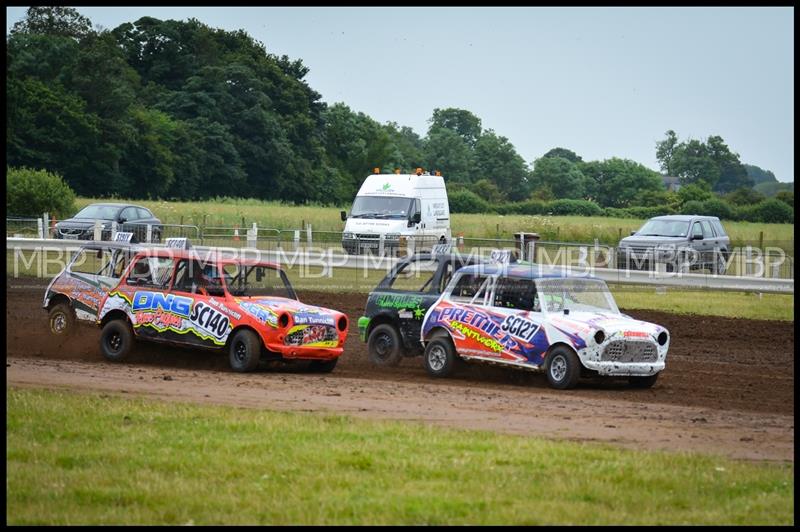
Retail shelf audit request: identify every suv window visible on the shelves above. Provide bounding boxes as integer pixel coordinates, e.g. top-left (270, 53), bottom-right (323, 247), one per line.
top-left (691, 222), bottom-right (703, 238)
top-left (711, 219), bottom-right (727, 237)
top-left (700, 220), bottom-right (714, 238)
top-left (493, 277), bottom-right (540, 312)
top-left (136, 207), bottom-right (152, 220)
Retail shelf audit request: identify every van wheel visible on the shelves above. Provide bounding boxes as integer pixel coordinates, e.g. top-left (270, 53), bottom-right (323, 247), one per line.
top-left (229, 329), bottom-right (261, 372)
top-left (49, 303), bottom-right (76, 337)
top-left (367, 324), bottom-right (404, 367)
top-left (545, 346), bottom-right (581, 389)
top-left (100, 319), bottom-right (134, 362)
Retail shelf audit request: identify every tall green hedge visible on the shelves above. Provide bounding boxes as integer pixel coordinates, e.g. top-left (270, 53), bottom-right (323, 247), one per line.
top-left (7, 166), bottom-right (76, 218)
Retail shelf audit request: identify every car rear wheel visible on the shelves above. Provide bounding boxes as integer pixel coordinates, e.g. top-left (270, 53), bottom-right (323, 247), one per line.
top-left (100, 319), bottom-right (134, 362)
top-left (48, 303), bottom-right (76, 337)
top-left (628, 373), bottom-right (659, 389)
top-left (423, 337), bottom-right (458, 378)
top-left (229, 329), bottom-right (261, 372)
top-left (367, 324), bottom-right (404, 367)
top-left (545, 346), bottom-right (581, 389)
top-left (712, 252), bottom-right (727, 275)
top-left (308, 358), bottom-right (339, 373)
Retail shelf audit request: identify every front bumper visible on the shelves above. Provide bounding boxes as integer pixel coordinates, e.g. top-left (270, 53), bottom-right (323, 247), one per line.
top-left (265, 343), bottom-right (344, 361)
top-left (342, 236), bottom-right (401, 255)
top-left (580, 360), bottom-right (665, 376)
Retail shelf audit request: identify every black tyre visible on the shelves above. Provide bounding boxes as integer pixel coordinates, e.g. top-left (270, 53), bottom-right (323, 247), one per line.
top-left (628, 373), bottom-right (659, 389)
top-left (229, 329), bottom-right (262, 372)
top-left (48, 303), bottom-right (76, 337)
top-left (100, 319), bottom-right (134, 362)
top-left (367, 324), bottom-right (404, 367)
top-left (545, 346), bottom-right (581, 389)
top-left (712, 252), bottom-right (727, 275)
top-left (308, 358), bottom-right (339, 373)
top-left (423, 337), bottom-right (458, 378)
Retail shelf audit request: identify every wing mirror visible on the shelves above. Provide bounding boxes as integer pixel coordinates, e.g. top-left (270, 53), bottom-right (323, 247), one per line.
top-left (118, 216), bottom-right (127, 224)
top-left (691, 234), bottom-right (704, 241)
top-left (340, 210), bottom-right (347, 222)
top-left (630, 231), bottom-right (636, 236)
top-left (410, 212), bottom-right (421, 224)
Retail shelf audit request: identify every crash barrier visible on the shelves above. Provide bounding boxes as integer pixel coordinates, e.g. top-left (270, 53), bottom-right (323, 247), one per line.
top-left (5, 237), bottom-right (794, 294)
top-left (9, 217), bottom-right (794, 280)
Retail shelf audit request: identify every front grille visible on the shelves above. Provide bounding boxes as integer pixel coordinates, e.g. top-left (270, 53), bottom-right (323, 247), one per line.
top-left (355, 233), bottom-right (379, 240)
top-left (600, 340), bottom-right (658, 363)
top-left (284, 325), bottom-right (338, 346)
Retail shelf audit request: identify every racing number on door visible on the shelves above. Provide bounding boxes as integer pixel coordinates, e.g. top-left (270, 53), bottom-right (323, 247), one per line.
top-left (500, 315), bottom-right (539, 343)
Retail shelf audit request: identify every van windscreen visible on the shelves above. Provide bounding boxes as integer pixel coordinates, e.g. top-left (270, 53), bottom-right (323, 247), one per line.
top-left (351, 196), bottom-right (415, 219)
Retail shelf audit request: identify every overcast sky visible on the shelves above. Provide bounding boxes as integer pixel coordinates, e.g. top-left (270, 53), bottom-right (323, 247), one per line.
top-left (6, 6), bottom-right (794, 182)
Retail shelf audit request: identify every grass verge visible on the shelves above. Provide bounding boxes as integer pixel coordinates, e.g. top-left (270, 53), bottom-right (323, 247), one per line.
top-left (6, 387), bottom-right (794, 525)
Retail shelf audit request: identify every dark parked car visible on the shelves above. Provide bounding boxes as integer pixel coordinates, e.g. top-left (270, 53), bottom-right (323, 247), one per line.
top-left (617, 214), bottom-right (731, 274)
top-left (54, 203), bottom-right (163, 243)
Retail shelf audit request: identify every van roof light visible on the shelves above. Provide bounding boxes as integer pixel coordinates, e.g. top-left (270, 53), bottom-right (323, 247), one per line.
top-left (373, 167), bottom-right (380, 174)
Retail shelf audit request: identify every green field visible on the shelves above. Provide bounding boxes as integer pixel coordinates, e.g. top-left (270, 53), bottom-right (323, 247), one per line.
top-left (6, 388), bottom-right (793, 525)
top-left (71, 197), bottom-right (794, 249)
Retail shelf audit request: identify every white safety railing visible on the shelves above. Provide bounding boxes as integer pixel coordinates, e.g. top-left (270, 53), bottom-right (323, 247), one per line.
top-left (5, 237), bottom-right (794, 294)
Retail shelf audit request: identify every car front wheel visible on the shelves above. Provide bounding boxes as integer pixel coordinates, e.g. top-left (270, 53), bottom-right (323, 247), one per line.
top-left (229, 329), bottom-right (261, 372)
top-left (424, 337), bottom-right (458, 378)
top-left (545, 346), bottom-right (581, 389)
top-left (100, 319), bottom-right (134, 362)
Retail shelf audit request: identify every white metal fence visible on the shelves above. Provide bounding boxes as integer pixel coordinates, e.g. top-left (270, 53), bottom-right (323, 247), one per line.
top-left (5, 236), bottom-right (794, 294)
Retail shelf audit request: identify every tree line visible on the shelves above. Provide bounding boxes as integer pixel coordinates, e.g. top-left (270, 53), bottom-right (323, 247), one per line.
top-left (6, 7), bottom-right (793, 222)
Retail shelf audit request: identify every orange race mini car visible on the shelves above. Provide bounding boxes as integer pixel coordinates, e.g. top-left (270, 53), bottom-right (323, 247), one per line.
top-left (86, 246), bottom-right (348, 372)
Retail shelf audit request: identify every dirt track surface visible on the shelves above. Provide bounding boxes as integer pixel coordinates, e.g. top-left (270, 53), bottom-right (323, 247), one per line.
top-left (6, 278), bottom-right (795, 462)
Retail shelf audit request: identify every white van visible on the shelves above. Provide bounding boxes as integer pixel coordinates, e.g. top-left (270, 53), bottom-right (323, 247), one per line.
top-left (341, 171), bottom-right (451, 255)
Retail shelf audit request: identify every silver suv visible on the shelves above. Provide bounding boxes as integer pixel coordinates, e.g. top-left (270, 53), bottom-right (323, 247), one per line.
top-left (617, 215), bottom-right (730, 274)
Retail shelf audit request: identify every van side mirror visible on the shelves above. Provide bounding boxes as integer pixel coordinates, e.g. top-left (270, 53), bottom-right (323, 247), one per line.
top-left (410, 211), bottom-right (421, 224)
top-left (340, 210), bottom-right (347, 222)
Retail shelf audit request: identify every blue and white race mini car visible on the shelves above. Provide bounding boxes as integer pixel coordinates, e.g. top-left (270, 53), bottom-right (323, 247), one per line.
top-left (420, 262), bottom-right (670, 389)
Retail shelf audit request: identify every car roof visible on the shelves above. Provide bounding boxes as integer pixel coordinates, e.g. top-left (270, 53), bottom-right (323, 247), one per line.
top-left (133, 247), bottom-right (281, 269)
top-left (649, 214), bottom-right (719, 221)
top-left (456, 262), bottom-right (599, 281)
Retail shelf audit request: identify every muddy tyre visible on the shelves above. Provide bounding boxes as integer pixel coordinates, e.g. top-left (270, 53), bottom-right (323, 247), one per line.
top-left (367, 324), bottom-right (404, 367)
top-left (628, 373), bottom-right (659, 389)
top-left (309, 358), bottom-right (339, 373)
top-left (229, 329), bottom-right (261, 372)
top-left (545, 346), bottom-right (581, 389)
top-left (100, 319), bottom-right (134, 362)
top-left (424, 337), bottom-right (458, 378)
top-left (48, 303), bottom-right (76, 337)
